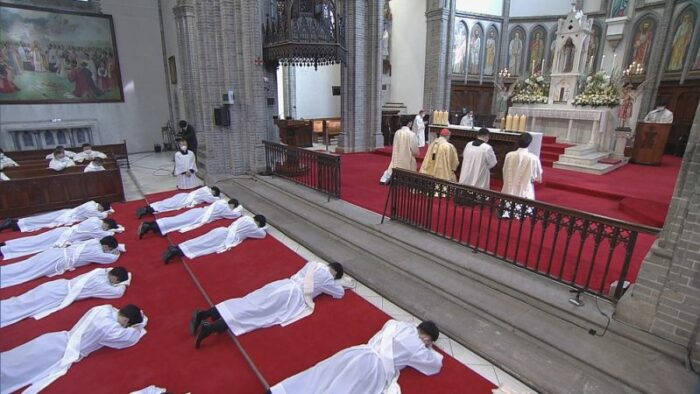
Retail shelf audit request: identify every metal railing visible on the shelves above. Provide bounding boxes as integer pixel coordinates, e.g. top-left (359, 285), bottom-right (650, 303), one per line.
top-left (263, 140), bottom-right (341, 200)
top-left (382, 169), bottom-right (661, 300)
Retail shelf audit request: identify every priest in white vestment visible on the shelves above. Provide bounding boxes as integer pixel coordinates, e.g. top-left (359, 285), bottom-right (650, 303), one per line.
top-left (48, 150), bottom-right (76, 171)
top-left (1, 266), bottom-right (131, 328)
top-left (190, 261), bottom-right (346, 347)
top-left (0, 149), bottom-right (19, 167)
top-left (501, 133), bottom-right (543, 219)
top-left (268, 320), bottom-right (443, 394)
top-left (412, 110), bottom-right (427, 147)
top-left (136, 186), bottom-right (221, 218)
top-left (458, 128), bottom-right (497, 189)
top-left (162, 214), bottom-right (267, 263)
top-left (84, 157), bottom-right (106, 172)
top-left (419, 129), bottom-right (460, 182)
top-left (0, 236), bottom-right (124, 289)
top-left (380, 118), bottom-right (419, 184)
top-left (0, 200), bottom-right (112, 233)
top-left (0, 217), bottom-right (123, 260)
top-left (643, 100), bottom-right (674, 124)
top-left (73, 143), bottom-right (108, 163)
top-left (138, 199), bottom-right (242, 238)
top-left (174, 140), bottom-right (198, 190)
top-left (459, 110), bottom-right (474, 127)
top-left (0, 304), bottom-right (147, 394)
top-left (44, 145), bottom-right (76, 160)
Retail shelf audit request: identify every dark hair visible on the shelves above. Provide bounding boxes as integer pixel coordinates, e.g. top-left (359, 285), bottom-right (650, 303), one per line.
top-left (253, 214), bottom-right (266, 227)
top-left (228, 199), bottom-right (239, 207)
top-left (53, 149), bottom-right (63, 157)
top-left (328, 262), bottom-right (344, 279)
top-left (56, 145), bottom-right (65, 150)
top-left (82, 143), bottom-right (91, 148)
top-left (656, 97), bottom-right (669, 107)
top-left (417, 320), bottom-right (440, 341)
top-left (179, 120), bottom-right (188, 128)
top-left (93, 157), bottom-right (104, 164)
top-left (517, 132), bottom-right (533, 148)
top-left (108, 266), bottom-right (129, 282)
top-left (102, 218), bottom-right (118, 229)
top-left (0, 148), bottom-right (4, 153)
top-left (403, 117), bottom-right (414, 127)
top-left (99, 201), bottom-right (111, 211)
top-left (118, 304), bottom-right (143, 326)
top-left (99, 235), bottom-right (118, 249)
top-left (210, 186), bottom-right (221, 197)
top-left (477, 128), bottom-right (490, 137)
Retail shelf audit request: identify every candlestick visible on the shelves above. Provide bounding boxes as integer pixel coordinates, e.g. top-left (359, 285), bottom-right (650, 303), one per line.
top-left (612, 53), bottom-right (617, 73)
top-left (601, 54), bottom-right (606, 71)
top-left (541, 59), bottom-right (545, 73)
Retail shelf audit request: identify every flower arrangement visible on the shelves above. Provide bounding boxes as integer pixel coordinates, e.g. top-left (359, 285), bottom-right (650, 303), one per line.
top-left (511, 73), bottom-right (549, 104)
top-left (572, 71), bottom-right (620, 107)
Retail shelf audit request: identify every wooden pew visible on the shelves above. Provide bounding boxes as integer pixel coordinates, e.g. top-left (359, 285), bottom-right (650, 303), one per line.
top-left (4, 141), bottom-right (130, 168)
top-left (0, 168), bottom-right (125, 218)
top-left (3, 161), bottom-right (118, 180)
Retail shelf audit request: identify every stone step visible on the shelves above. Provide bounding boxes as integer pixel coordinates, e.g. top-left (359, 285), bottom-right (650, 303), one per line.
top-left (557, 152), bottom-right (610, 166)
top-left (564, 144), bottom-right (599, 156)
top-left (553, 159), bottom-right (627, 175)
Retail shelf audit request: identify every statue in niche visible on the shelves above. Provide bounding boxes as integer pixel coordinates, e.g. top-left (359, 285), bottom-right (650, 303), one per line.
top-left (668, 12), bottom-right (695, 72)
top-left (631, 20), bottom-right (654, 67)
top-left (558, 39), bottom-right (575, 73)
top-left (529, 30), bottom-right (545, 74)
top-left (382, 0), bottom-right (392, 75)
top-left (468, 27), bottom-right (482, 75)
top-left (547, 32), bottom-right (556, 72)
top-left (610, 0), bottom-right (628, 18)
top-left (586, 25), bottom-right (600, 74)
top-left (452, 22), bottom-right (468, 74)
top-left (484, 28), bottom-right (497, 75)
top-left (508, 31), bottom-right (523, 75)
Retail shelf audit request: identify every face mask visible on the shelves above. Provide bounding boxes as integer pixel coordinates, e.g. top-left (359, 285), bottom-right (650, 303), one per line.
top-left (180, 146), bottom-right (187, 152)
top-left (84, 149), bottom-right (92, 154)
top-left (57, 156), bottom-right (66, 161)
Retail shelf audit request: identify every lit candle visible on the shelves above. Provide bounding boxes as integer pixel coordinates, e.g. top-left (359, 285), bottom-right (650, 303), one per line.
top-left (601, 54), bottom-right (606, 70)
top-left (532, 60), bottom-right (536, 73)
top-left (505, 114), bottom-right (513, 131)
top-left (541, 59), bottom-right (545, 73)
top-left (612, 53), bottom-right (617, 72)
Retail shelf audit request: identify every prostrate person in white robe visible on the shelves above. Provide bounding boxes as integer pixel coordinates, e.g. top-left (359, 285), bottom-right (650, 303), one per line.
top-left (0, 200), bottom-right (112, 233)
top-left (84, 156), bottom-right (106, 172)
top-left (460, 110), bottom-right (474, 127)
top-left (73, 143), bottom-right (108, 163)
top-left (174, 140), bottom-right (198, 190)
top-left (0, 217), bottom-right (123, 260)
top-left (44, 145), bottom-right (76, 160)
top-left (0, 148), bottom-right (19, 168)
top-left (48, 149), bottom-right (76, 171)
top-left (0, 236), bottom-right (124, 289)
top-left (162, 214), bottom-right (267, 264)
top-left (130, 385), bottom-right (169, 394)
top-left (0, 172), bottom-right (8, 181)
top-left (1, 266), bottom-right (131, 328)
top-left (412, 109), bottom-right (427, 148)
top-left (380, 118), bottom-right (419, 185)
top-left (458, 128), bottom-right (497, 190)
top-left (0, 304), bottom-right (147, 394)
top-left (268, 320), bottom-right (443, 394)
top-left (501, 132), bottom-right (543, 219)
top-left (138, 198), bottom-right (242, 239)
top-left (135, 186), bottom-right (221, 218)
top-left (190, 261), bottom-right (346, 348)
top-left (643, 99), bottom-right (674, 124)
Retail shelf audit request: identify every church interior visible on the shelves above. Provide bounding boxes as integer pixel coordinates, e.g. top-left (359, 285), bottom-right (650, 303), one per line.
top-left (1, 0), bottom-right (699, 392)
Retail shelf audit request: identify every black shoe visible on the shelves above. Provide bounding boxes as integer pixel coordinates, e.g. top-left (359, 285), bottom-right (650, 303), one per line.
top-left (136, 207), bottom-right (147, 219)
top-left (0, 218), bottom-right (16, 232)
top-left (163, 246), bottom-right (182, 264)
top-left (190, 310), bottom-right (205, 336)
top-left (138, 223), bottom-right (147, 239)
top-left (195, 322), bottom-right (215, 348)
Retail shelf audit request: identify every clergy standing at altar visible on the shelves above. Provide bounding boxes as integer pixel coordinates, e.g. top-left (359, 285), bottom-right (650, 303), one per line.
top-left (458, 128), bottom-right (497, 189)
top-left (419, 129), bottom-right (459, 182)
top-left (501, 133), bottom-right (543, 218)
top-left (380, 118), bottom-right (419, 184)
top-left (412, 110), bottom-right (426, 147)
top-left (643, 100), bottom-right (674, 124)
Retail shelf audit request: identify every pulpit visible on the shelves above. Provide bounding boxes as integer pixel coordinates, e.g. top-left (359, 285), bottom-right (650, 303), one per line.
top-left (277, 119), bottom-right (313, 147)
top-left (631, 122), bottom-right (671, 165)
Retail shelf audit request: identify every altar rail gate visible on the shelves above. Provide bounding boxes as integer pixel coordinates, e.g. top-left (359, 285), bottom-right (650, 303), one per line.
top-left (382, 169), bottom-right (661, 301)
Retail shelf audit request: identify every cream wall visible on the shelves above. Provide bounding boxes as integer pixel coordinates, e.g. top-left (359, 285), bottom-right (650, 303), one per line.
top-left (456, 0), bottom-right (503, 16)
top-left (294, 65), bottom-right (341, 119)
top-left (389, 0), bottom-right (427, 113)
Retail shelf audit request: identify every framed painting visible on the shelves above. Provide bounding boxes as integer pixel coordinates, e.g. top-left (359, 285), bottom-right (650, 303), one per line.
top-left (0, 2), bottom-right (124, 104)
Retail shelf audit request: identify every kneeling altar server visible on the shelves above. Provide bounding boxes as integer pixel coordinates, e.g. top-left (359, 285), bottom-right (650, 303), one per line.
top-left (135, 186), bottom-right (220, 218)
top-left (138, 199), bottom-right (241, 238)
top-left (0, 200), bottom-right (112, 233)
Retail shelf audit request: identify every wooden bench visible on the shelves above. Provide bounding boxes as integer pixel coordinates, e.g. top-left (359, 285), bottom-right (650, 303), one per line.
top-left (3, 160), bottom-right (118, 180)
top-left (4, 141), bottom-right (130, 168)
top-left (310, 118), bottom-right (341, 145)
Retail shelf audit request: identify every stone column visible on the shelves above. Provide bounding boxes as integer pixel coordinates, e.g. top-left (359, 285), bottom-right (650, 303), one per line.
top-left (615, 101), bottom-right (700, 370)
top-left (422, 0), bottom-right (451, 112)
top-left (638, 0), bottom-right (675, 116)
top-left (492, 0), bottom-right (511, 115)
top-left (173, 0), bottom-right (201, 139)
top-left (282, 66), bottom-right (297, 119)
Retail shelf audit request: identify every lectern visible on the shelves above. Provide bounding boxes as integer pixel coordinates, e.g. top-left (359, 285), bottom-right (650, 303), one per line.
top-left (277, 119), bottom-right (313, 147)
top-left (631, 122), bottom-right (671, 165)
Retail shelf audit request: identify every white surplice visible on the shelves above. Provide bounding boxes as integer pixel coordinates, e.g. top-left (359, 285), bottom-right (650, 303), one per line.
top-left (501, 147), bottom-right (543, 200)
top-left (48, 157), bottom-right (76, 171)
top-left (0, 305), bottom-right (147, 394)
top-left (643, 107), bottom-right (673, 124)
top-left (1, 155), bottom-right (19, 167)
top-left (459, 114), bottom-right (474, 127)
top-left (381, 126), bottom-right (419, 183)
top-left (16, 201), bottom-right (109, 233)
top-left (216, 261), bottom-right (344, 335)
top-left (179, 216), bottom-right (267, 259)
top-left (0, 239), bottom-right (121, 289)
top-left (1, 268), bottom-right (130, 328)
top-left (174, 150), bottom-right (198, 190)
top-left (83, 162), bottom-right (105, 172)
top-left (156, 200), bottom-right (242, 234)
top-left (1, 217), bottom-right (122, 260)
top-left (412, 115), bottom-right (426, 147)
top-left (149, 187), bottom-right (218, 213)
top-left (0, 172), bottom-right (8, 181)
top-left (45, 150), bottom-right (76, 160)
top-left (130, 386), bottom-right (167, 394)
top-left (73, 150), bottom-right (107, 163)
top-left (458, 140), bottom-right (497, 190)
top-left (270, 319), bottom-right (443, 394)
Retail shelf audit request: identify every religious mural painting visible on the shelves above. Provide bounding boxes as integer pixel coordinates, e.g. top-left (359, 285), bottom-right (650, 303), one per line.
top-left (587, 24), bottom-right (602, 74)
top-left (484, 26), bottom-right (498, 76)
top-left (528, 26), bottom-right (546, 74)
top-left (610, 0), bottom-right (629, 18)
top-left (508, 27), bottom-right (525, 76)
top-left (628, 16), bottom-right (656, 70)
top-left (452, 21), bottom-right (468, 74)
top-left (666, 8), bottom-right (696, 73)
top-left (467, 24), bottom-right (483, 75)
top-left (0, 3), bottom-right (124, 104)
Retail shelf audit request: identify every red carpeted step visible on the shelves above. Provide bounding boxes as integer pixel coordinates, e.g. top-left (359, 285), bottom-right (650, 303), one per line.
top-left (541, 142), bottom-right (572, 154)
top-left (541, 158), bottom-right (556, 168)
top-left (542, 136), bottom-right (558, 144)
top-left (619, 198), bottom-right (668, 228)
top-left (541, 152), bottom-right (561, 161)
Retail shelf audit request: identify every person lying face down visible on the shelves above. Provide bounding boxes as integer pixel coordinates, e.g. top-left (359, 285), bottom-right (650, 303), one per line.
top-left (0, 200), bottom-right (112, 233)
top-left (138, 198), bottom-right (241, 239)
top-left (135, 186), bottom-right (221, 218)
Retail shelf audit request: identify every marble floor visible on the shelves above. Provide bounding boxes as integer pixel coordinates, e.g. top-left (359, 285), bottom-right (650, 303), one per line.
top-left (123, 152), bottom-right (536, 393)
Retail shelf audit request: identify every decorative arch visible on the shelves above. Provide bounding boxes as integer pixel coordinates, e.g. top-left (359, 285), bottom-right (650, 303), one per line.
top-left (467, 22), bottom-right (484, 75)
top-left (507, 25), bottom-right (526, 76)
top-left (528, 25), bottom-right (547, 74)
top-left (626, 13), bottom-right (659, 70)
top-left (666, 5), bottom-right (698, 73)
top-left (484, 24), bottom-right (499, 76)
top-left (451, 20), bottom-right (468, 74)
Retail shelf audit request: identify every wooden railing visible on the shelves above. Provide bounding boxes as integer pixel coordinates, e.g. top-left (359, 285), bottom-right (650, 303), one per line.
top-left (382, 169), bottom-right (661, 300)
top-left (263, 140), bottom-right (341, 200)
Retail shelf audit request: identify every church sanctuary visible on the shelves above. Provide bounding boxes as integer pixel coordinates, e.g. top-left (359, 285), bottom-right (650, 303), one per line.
top-left (3, 0), bottom-right (700, 392)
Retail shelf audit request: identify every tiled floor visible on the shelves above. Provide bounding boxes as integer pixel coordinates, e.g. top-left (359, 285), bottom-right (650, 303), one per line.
top-left (124, 152), bottom-right (536, 393)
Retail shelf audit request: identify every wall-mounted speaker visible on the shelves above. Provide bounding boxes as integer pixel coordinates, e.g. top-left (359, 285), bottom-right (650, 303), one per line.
top-left (214, 107), bottom-right (230, 126)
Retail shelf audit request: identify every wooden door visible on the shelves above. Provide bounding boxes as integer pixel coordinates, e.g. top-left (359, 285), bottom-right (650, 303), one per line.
top-left (656, 81), bottom-right (700, 155)
top-left (450, 83), bottom-right (494, 125)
